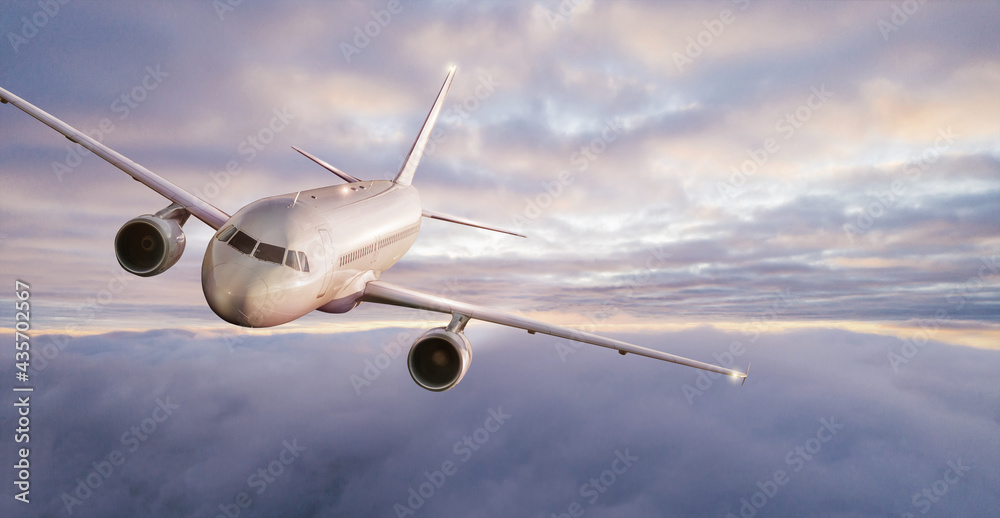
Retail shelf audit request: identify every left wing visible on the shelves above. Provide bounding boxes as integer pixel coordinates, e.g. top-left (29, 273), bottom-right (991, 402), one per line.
top-left (0, 86), bottom-right (230, 229)
top-left (422, 209), bottom-right (526, 238)
top-left (361, 280), bottom-right (748, 379)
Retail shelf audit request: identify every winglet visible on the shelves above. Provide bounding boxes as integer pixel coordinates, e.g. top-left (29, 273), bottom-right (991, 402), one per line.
top-left (741, 361), bottom-right (750, 387)
top-left (393, 66), bottom-right (457, 186)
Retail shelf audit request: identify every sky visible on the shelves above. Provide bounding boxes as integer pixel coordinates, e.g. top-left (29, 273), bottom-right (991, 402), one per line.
top-left (0, 1), bottom-right (998, 517)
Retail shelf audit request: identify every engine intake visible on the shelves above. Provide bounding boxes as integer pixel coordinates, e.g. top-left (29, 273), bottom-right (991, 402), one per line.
top-left (115, 214), bottom-right (186, 276)
top-left (408, 327), bottom-right (473, 392)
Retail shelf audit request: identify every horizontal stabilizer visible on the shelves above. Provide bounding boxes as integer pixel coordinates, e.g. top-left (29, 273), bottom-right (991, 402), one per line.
top-left (292, 146), bottom-right (361, 183)
top-left (422, 209), bottom-right (526, 238)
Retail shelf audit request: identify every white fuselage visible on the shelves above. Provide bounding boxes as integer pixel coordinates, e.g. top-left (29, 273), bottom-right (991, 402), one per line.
top-left (202, 180), bottom-right (422, 327)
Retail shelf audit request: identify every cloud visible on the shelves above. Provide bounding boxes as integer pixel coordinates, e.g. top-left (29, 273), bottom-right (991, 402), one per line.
top-left (2, 4), bottom-right (998, 516)
top-left (1, 4), bottom-right (999, 514)
top-left (1, 326), bottom-right (997, 517)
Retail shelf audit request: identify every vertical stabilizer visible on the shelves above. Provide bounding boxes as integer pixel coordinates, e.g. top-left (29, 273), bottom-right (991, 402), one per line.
top-left (393, 66), bottom-right (456, 186)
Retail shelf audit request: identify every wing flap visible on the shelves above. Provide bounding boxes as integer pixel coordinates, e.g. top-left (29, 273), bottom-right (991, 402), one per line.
top-left (0, 86), bottom-right (230, 229)
top-left (361, 280), bottom-right (747, 379)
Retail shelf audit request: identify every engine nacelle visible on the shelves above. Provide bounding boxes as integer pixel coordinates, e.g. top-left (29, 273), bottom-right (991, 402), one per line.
top-left (408, 327), bottom-right (473, 392)
top-left (114, 215), bottom-right (186, 277)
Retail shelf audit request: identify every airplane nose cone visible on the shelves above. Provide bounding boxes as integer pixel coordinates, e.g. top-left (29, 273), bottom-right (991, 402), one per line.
top-left (203, 263), bottom-right (269, 326)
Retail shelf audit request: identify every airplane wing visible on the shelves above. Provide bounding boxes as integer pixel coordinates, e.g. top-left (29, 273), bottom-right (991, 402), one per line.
top-left (0, 86), bottom-right (230, 229)
top-left (360, 279), bottom-right (748, 379)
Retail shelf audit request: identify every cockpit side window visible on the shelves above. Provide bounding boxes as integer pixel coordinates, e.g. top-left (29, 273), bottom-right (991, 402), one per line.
top-left (298, 251), bottom-right (310, 272)
top-left (217, 225), bottom-right (237, 242)
top-left (284, 249), bottom-right (300, 271)
top-left (254, 242), bottom-right (286, 264)
top-left (228, 230), bottom-right (257, 255)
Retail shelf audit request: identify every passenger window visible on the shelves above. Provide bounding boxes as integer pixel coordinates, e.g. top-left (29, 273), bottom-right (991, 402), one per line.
top-left (254, 242), bottom-right (286, 264)
top-left (217, 225), bottom-right (237, 242)
top-left (285, 250), bottom-right (300, 271)
top-left (228, 230), bottom-right (257, 255)
top-left (298, 251), bottom-right (309, 272)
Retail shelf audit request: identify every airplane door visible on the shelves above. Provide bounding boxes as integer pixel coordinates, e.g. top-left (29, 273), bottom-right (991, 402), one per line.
top-left (316, 228), bottom-right (334, 299)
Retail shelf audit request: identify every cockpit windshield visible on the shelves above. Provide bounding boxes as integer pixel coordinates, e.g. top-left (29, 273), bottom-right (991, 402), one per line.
top-left (216, 225), bottom-right (308, 271)
top-left (228, 230), bottom-right (257, 255)
top-left (253, 242), bottom-right (285, 264)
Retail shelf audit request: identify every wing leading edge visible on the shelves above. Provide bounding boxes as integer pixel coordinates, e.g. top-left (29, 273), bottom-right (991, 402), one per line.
top-left (0, 86), bottom-right (230, 229)
top-left (361, 280), bottom-right (748, 379)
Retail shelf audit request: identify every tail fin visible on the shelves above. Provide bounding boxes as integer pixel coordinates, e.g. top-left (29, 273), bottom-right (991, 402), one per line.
top-left (393, 66), bottom-right (456, 186)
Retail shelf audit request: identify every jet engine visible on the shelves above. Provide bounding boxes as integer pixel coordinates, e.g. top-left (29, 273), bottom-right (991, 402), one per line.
top-left (408, 327), bottom-right (473, 392)
top-left (114, 206), bottom-right (189, 277)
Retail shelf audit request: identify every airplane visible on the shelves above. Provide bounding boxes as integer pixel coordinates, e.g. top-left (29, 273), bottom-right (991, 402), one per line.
top-left (0, 67), bottom-right (748, 391)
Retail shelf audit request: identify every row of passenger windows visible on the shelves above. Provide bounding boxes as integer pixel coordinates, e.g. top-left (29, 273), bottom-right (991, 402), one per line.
top-left (338, 223), bottom-right (420, 267)
top-left (216, 225), bottom-right (310, 272)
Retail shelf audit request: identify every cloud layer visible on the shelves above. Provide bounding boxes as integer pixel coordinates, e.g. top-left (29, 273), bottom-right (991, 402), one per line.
top-left (0, 326), bottom-right (997, 517)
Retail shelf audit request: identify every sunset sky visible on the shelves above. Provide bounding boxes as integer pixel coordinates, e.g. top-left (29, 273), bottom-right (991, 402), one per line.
top-left (1, 1), bottom-right (998, 517)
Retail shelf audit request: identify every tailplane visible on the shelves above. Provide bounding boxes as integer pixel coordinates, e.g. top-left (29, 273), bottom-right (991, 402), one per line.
top-left (292, 146), bottom-right (361, 183)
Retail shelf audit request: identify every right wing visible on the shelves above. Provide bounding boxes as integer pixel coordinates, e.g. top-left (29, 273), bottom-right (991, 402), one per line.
top-left (361, 280), bottom-right (748, 379)
top-left (0, 86), bottom-right (230, 229)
